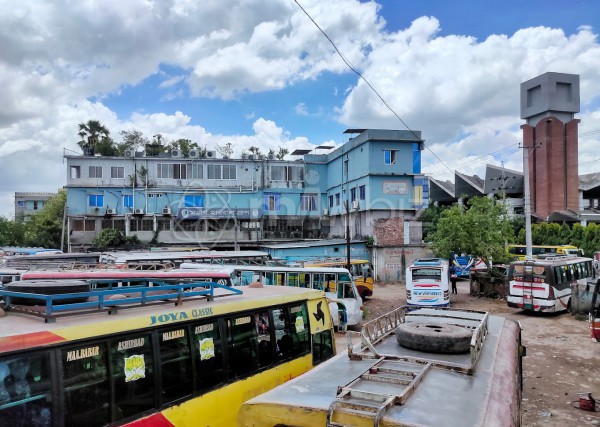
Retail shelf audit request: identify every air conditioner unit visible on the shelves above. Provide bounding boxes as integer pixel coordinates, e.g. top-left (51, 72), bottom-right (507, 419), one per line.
top-left (188, 150), bottom-right (199, 158)
top-left (171, 149), bottom-right (182, 157)
top-left (134, 208), bottom-right (144, 215)
top-left (322, 208), bottom-right (329, 216)
top-left (248, 154), bottom-right (255, 160)
top-left (106, 208), bottom-right (115, 215)
top-left (206, 150), bottom-right (217, 158)
top-left (352, 200), bottom-right (359, 210)
top-left (124, 150), bottom-right (134, 158)
top-left (162, 207), bottom-right (171, 215)
top-left (268, 154), bottom-right (275, 160)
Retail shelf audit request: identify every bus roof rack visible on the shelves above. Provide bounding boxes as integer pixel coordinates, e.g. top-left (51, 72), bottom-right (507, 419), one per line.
top-left (0, 280), bottom-right (243, 323)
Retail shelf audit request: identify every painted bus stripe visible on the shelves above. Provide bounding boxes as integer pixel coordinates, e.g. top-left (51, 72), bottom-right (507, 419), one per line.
top-left (0, 331), bottom-right (66, 353)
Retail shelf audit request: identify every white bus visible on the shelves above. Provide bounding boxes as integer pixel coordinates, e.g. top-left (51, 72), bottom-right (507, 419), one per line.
top-left (181, 263), bottom-right (363, 329)
top-left (507, 255), bottom-right (596, 313)
top-left (406, 258), bottom-right (450, 307)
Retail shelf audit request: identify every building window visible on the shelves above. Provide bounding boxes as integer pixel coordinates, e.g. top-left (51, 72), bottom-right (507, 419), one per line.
top-left (157, 163), bottom-right (187, 179)
top-left (359, 185), bottom-right (366, 200)
top-left (207, 164), bottom-right (222, 180)
top-left (350, 188), bottom-right (356, 202)
top-left (173, 163), bottom-right (187, 179)
top-left (71, 219), bottom-right (95, 231)
top-left (222, 165), bottom-right (236, 180)
top-left (328, 195), bottom-right (333, 208)
top-left (264, 193), bottom-right (281, 211)
top-left (157, 164), bottom-right (170, 178)
top-left (70, 166), bottom-right (81, 179)
top-left (335, 193), bottom-right (340, 206)
top-left (187, 164), bottom-right (203, 179)
top-left (130, 219), bottom-right (154, 232)
top-left (300, 193), bottom-right (317, 211)
top-left (89, 166), bottom-right (102, 178)
top-left (88, 194), bottom-right (104, 208)
top-left (344, 159), bottom-right (349, 176)
top-left (157, 219), bottom-right (171, 231)
top-left (270, 165), bottom-right (304, 181)
top-left (17, 201), bottom-right (24, 207)
top-left (384, 150), bottom-right (397, 165)
top-left (111, 166), bottom-right (124, 179)
top-left (123, 195), bottom-right (133, 208)
top-left (184, 195), bottom-right (204, 207)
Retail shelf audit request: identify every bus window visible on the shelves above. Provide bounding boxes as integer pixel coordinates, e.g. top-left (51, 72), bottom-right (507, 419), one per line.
top-left (0, 353), bottom-right (52, 426)
top-left (313, 273), bottom-right (325, 291)
top-left (337, 273), bottom-right (356, 299)
top-left (288, 304), bottom-right (310, 357)
top-left (159, 326), bottom-right (193, 404)
top-left (287, 272), bottom-right (299, 287)
top-left (191, 321), bottom-right (224, 392)
top-left (227, 311), bottom-right (275, 378)
top-left (62, 343), bottom-right (110, 427)
top-left (324, 273), bottom-right (336, 293)
top-left (312, 330), bottom-right (334, 366)
top-left (298, 273), bottom-right (310, 288)
top-left (110, 333), bottom-right (155, 420)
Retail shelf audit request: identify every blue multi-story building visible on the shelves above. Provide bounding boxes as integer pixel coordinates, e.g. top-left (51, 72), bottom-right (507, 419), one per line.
top-left (64, 129), bottom-right (428, 250)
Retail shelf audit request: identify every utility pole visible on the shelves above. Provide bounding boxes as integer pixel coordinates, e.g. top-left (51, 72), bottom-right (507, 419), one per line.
top-left (345, 200), bottom-right (351, 272)
top-left (522, 142), bottom-right (540, 259)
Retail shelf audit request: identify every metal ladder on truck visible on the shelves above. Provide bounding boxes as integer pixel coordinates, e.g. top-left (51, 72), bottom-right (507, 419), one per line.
top-left (326, 356), bottom-right (431, 427)
top-left (522, 261), bottom-right (535, 310)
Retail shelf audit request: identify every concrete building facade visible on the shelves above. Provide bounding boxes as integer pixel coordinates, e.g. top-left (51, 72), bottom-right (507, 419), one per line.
top-left (14, 192), bottom-right (57, 221)
top-left (64, 129), bottom-right (428, 251)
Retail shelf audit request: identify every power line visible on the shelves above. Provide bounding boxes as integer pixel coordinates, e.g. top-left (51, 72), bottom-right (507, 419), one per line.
top-left (293, 0), bottom-right (454, 174)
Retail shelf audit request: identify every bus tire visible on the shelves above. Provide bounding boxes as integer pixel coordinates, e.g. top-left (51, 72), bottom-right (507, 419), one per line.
top-left (395, 322), bottom-right (472, 354)
top-left (4, 280), bottom-right (90, 305)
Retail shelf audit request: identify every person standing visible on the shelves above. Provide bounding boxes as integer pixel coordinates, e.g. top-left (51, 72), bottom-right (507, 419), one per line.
top-left (450, 269), bottom-right (458, 294)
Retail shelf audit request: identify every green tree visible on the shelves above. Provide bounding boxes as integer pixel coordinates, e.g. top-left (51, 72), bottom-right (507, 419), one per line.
top-left (93, 229), bottom-right (141, 249)
top-left (421, 203), bottom-right (447, 242)
top-left (430, 196), bottom-right (514, 266)
top-left (0, 217), bottom-right (26, 245)
top-left (169, 138), bottom-right (199, 157)
top-left (23, 190), bottom-right (67, 249)
top-left (276, 146), bottom-right (289, 160)
top-left (118, 130), bottom-right (149, 155)
top-left (95, 136), bottom-right (118, 156)
top-left (216, 142), bottom-right (233, 158)
top-left (248, 146), bottom-right (261, 156)
top-left (78, 120), bottom-right (110, 155)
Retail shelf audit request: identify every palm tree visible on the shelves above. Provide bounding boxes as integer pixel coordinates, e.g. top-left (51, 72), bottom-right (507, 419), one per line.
top-left (78, 120), bottom-right (110, 155)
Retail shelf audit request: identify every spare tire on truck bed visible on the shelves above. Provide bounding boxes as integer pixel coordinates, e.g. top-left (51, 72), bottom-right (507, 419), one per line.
top-left (3, 279), bottom-right (90, 305)
top-left (395, 321), bottom-right (472, 354)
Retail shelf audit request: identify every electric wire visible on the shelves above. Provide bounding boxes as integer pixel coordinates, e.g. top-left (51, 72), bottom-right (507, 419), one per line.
top-left (293, 0), bottom-right (454, 174)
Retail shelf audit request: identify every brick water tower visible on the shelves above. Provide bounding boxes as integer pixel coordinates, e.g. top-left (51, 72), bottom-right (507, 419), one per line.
top-left (520, 72), bottom-right (580, 219)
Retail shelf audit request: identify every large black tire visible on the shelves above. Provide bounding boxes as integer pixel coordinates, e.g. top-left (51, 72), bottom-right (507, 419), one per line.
top-left (395, 322), bottom-right (472, 354)
top-left (4, 280), bottom-right (90, 305)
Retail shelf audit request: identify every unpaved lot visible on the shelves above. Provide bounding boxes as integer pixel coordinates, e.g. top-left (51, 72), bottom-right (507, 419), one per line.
top-left (339, 280), bottom-right (600, 426)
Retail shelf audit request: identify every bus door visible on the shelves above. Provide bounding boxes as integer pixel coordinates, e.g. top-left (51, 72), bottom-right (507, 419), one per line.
top-left (522, 262), bottom-right (535, 310)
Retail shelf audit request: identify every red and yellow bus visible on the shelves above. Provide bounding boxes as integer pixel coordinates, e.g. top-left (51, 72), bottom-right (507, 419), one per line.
top-left (20, 268), bottom-right (235, 287)
top-left (0, 282), bottom-right (335, 426)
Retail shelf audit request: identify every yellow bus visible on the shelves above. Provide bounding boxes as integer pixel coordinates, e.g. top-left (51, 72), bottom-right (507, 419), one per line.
top-left (304, 259), bottom-right (374, 300)
top-left (508, 244), bottom-right (584, 260)
top-left (0, 281), bottom-right (335, 426)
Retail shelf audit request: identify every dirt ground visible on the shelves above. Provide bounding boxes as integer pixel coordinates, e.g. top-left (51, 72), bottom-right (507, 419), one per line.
top-left (337, 280), bottom-right (600, 427)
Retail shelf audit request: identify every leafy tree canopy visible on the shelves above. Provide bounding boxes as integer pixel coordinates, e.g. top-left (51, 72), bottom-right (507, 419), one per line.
top-left (430, 196), bottom-right (514, 265)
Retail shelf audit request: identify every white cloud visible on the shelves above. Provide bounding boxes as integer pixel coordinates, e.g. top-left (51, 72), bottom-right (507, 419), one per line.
top-left (295, 103), bottom-right (309, 116)
top-left (0, 0), bottom-right (599, 219)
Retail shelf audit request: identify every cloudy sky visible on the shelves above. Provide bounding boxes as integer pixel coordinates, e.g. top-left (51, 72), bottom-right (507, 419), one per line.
top-left (1, 0), bottom-right (600, 218)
